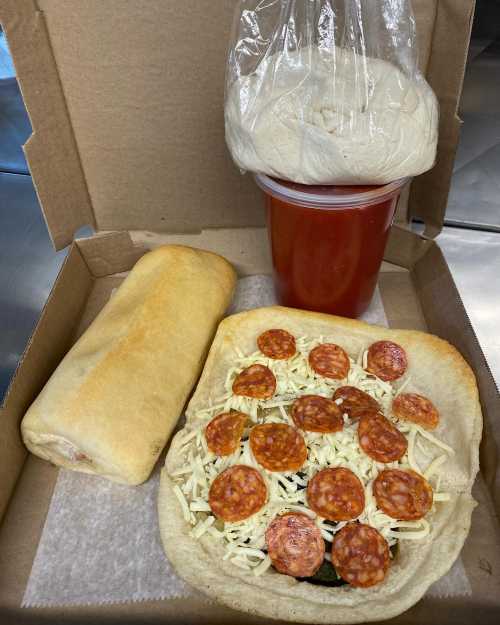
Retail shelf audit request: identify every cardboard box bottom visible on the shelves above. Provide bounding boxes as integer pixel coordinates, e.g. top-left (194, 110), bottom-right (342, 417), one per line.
top-left (0, 231), bottom-right (499, 624)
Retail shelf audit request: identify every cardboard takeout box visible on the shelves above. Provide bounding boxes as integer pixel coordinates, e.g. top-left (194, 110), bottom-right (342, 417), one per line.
top-left (1, 0), bottom-right (499, 623)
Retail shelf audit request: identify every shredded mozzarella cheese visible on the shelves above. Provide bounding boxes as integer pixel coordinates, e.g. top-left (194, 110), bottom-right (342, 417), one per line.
top-left (171, 338), bottom-right (453, 575)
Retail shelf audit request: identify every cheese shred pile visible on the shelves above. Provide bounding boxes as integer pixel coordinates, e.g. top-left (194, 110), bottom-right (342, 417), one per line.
top-left (171, 336), bottom-right (453, 576)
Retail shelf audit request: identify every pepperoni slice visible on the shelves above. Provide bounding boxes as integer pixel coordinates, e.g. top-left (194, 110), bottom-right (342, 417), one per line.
top-left (358, 412), bottom-right (407, 463)
top-left (373, 469), bottom-right (433, 521)
top-left (309, 343), bottom-right (350, 380)
top-left (392, 393), bottom-right (439, 430)
top-left (257, 329), bottom-right (296, 360)
top-left (307, 468), bottom-right (365, 521)
top-left (232, 364), bottom-right (276, 399)
top-left (266, 513), bottom-right (325, 577)
top-left (208, 465), bottom-right (267, 522)
top-left (333, 386), bottom-right (380, 420)
top-left (291, 395), bottom-right (343, 433)
top-left (332, 523), bottom-right (390, 588)
top-left (366, 340), bottom-right (407, 381)
top-left (205, 411), bottom-right (247, 456)
top-left (250, 423), bottom-right (307, 472)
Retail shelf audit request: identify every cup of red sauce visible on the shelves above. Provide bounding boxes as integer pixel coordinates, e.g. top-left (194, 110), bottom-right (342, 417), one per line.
top-left (255, 175), bottom-right (408, 318)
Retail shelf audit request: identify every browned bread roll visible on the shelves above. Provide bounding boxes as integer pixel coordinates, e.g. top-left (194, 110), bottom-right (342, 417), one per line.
top-left (21, 245), bottom-right (236, 485)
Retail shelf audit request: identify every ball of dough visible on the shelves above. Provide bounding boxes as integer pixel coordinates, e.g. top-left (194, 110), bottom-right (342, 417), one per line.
top-left (225, 46), bottom-right (438, 185)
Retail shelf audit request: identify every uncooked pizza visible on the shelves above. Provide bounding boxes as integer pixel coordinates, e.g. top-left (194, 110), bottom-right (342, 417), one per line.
top-left (159, 306), bottom-right (481, 624)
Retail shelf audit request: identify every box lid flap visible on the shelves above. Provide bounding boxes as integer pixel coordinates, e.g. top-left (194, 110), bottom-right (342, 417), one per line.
top-left (1, 0), bottom-right (96, 247)
top-left (1, 0), bottom-right (474, 250)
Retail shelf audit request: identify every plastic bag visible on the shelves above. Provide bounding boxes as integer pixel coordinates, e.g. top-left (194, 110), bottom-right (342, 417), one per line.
top-left (224, 0), bottom-right (438, 185)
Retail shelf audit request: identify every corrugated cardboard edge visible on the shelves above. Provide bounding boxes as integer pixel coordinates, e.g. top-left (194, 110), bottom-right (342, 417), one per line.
top-left (385, 225), bottom-right (433, 269)
top-left (75, 231), bottom-right (146, 278)
top-left (0, 245), bottom-right (94, 525)
top-left (409, 0), bottom-right (476, 236)
top-left (0, 0), bottom-right (95, 250)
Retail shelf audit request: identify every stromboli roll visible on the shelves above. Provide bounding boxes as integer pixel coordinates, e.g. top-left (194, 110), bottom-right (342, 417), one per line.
top-left (21, 245), bottom-right (236, 485)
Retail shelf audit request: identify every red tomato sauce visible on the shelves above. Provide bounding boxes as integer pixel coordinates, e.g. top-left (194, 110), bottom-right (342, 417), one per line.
top-left (257, 177), bottom-right (405, 318)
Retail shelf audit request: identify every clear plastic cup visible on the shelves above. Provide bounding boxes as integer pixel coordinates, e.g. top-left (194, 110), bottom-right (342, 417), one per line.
top-left (255, 175), bottom-right (408, 318)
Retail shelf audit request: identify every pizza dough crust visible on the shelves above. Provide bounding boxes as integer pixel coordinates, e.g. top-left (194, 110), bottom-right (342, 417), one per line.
top-left (159, 306), bottom-right (481, 623)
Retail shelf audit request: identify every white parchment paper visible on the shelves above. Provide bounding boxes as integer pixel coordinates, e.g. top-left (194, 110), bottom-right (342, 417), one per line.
top-left (22, 466), bottom-right (193, 607)
top-left (22, 276), bottom-right (470, 607)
